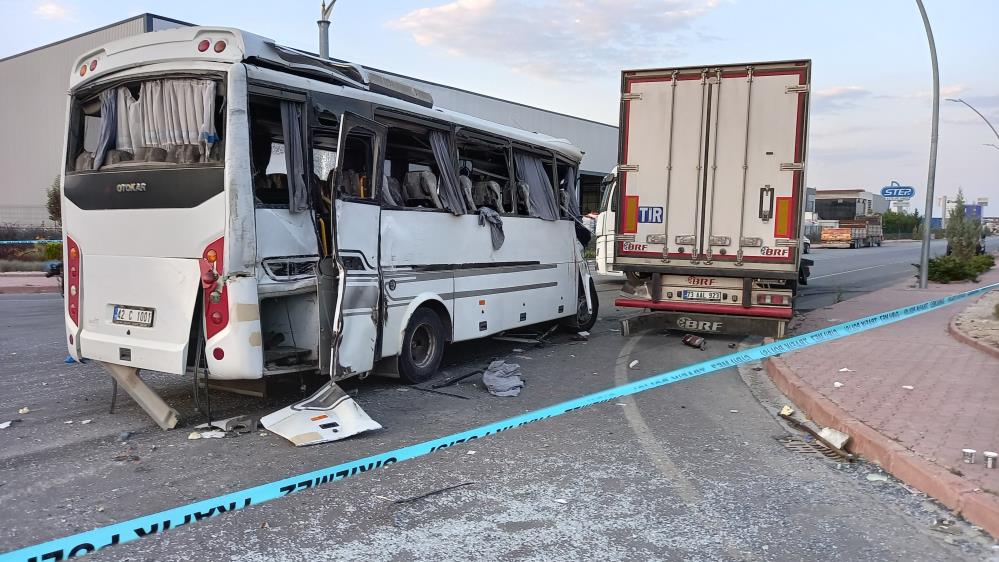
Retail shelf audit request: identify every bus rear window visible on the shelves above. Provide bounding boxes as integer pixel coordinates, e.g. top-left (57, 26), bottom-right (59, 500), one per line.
top-left (67, 78), bottom-right (225, 173)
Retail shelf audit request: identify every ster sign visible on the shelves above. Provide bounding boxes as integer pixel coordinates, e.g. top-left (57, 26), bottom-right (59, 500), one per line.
top-left (880, 180), bottom-right (915, 201)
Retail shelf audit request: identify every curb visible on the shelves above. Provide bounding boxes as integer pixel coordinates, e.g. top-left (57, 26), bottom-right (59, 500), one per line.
top-left (0, 286), bottom-right (60, 295)
top-left (764, 355), bottom-right (999, 538)
top-left (947, 295), bottom-right (999, 362)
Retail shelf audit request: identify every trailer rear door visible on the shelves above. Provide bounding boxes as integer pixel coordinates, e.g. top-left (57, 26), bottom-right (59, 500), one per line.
top-left (615, 61), bottom-right (810, 275)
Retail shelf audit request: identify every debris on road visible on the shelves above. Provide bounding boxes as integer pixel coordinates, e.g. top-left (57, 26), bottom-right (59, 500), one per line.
top-left (779, 405), bottom-right (794, 417)
top-left (261, 381), bottom-right (382, 447)
top-left (553, 498), bottom-right (568, 504)
top-left (196, 415), bottom-right (258, 434)
top-left (628, 360), bottom-right (639, 369)
top-left (187, 432), bottom-right (202, 441)
top-left (63, 420), bottom-right (73, 424)
top-left (901, 385), bottom-right (914, 390)
top-left (728, 343), bottom-right (737, 349)
top-left (512, 348), bottom-right (524, 353)
top-left (963, 449), bottom-right (977, 464)
top-left (929, 518), bottom-right (962, 535)
top-left (200, 430), bottom-right (226, 439)
top-left (818, 427), bottom-right (850, 449)
top-left (17, 407), bottom-right (29, 414)
top-left (779, 409), bottom-right (855, 462)
top-left (984, 451), bottom-right (997, 469)
top-left (432, 369), bottom-right (483, 389)
top-left (80, 419), bottom-right (92, 425)
top-left (572, 331), bottom-right (590, 342)
top-left (729, 410), bottom-right (739, 413)
top-left (0, 421), bottom-right (12, 429)
top-left (118, 431), bottom-right (132, 442)
top-left (838, 367), bottom-right (855, 373)
top-left (681, 334), bottom-right (706, 350)
top-left (482, 360), bottom-right (525, 397)
top-left (866, 473), bottom-right (888, 483)
top-left (833, 381), bottom-right (844, 388)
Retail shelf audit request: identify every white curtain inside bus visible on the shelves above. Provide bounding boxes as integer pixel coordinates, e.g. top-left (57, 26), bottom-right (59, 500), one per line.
top-left (93, 79), bottom-right (220, 167)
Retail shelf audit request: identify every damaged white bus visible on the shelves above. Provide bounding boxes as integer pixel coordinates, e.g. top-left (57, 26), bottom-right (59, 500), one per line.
top-left (62, 26), bottom-right (597, 434)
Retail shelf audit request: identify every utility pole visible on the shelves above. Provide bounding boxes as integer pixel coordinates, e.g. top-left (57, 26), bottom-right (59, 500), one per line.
top-left (947, 98), bottom-right (999, 144)
top-left (318, 0), bottom-right (337, 60)
top-left (916, 0), bottom-right (939, 289)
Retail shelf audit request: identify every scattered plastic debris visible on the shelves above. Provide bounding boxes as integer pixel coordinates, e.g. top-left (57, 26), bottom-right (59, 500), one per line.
top-left (866, 473), bottom-right (888, 483)
top-left (0, 421), bottom-right (11, 430)
top-left (187, 432), bottom-right (202, 440)
top-left (482, 360), bottom-right (525, 397)
top-left (833, 381), bottom-right (844, 388)
top-left (779, 405), bottom-right (794, 417)
top-left (262, 381), bottom-right (383, 447)
top-left (196, 415), bottom-right (258, 434)
top-left (729, 409), bottom-right (739, 413)
top-left (728, 343), bottom-right (737, 349)
top-left (63, 420), bottom-right (74, 425)
top-left (818, 427), bottom-right (850, 449)
top-left (80, 419), bottom-right (92, 425)
top-left (200, 430), bottom-right (226, 439)
top-left (96, 506), bottom-right (104, 513)
top-left (512, 348), bottom-right (524, 353)
top-left (628, 360), bottom-right (639, 369)
top-left (466, 450), bottom-right (476, 455)
top-left (681, 334), bottom-right (706, 350)
top-left (553, 498), bottom-right (568, 504)
top-left (901, 385), bottom-right (914, 390)
top-left (984, 451), bottom-right (997, 469)
top-left (64, 356), bottom-right (76, 364)
top-left (929, 518), bottom-right (961, 535)
top-left (17, 407), bottom-right (29, 415)
top-left (577, 331), bottom-right (589, 338)
top-left (963, 449), bottom-right (977, 464)
top-left (838, 368), bottom-right (855, 373)
top-left (118, 431), bottom-right (132, 442)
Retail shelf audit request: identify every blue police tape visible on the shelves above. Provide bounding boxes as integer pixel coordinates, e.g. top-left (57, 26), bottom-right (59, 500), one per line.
top-left (0, 240), bottom-right (60, 245)
top-left (3, 281), bottom-right (998, 561)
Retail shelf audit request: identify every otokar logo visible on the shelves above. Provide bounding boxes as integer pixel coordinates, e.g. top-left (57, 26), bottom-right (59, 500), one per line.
top-left (677, 316), bottom-right (723, 332)
top-left (116, 182), bottom-right (147, 192)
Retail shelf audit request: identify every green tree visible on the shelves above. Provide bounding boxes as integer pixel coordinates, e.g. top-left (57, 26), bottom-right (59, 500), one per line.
top-left (945, 190), bottom-right (981, 261)
top-left (46, 175), bottom-right (61, 225)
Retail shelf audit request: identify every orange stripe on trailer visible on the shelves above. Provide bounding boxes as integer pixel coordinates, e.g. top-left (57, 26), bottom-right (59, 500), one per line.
top-left (774, 197), bottom-right (792, 238)
top-left (622, 195), bottom-right (640, 234)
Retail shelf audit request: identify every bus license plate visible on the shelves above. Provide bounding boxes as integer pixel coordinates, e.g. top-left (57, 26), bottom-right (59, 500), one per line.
top-left (682, 290), bottom-right (722, 301)
top-left (112, 305), bottom-right (155, 327)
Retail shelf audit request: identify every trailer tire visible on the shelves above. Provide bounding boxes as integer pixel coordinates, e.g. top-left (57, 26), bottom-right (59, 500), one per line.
top-left (398, 307), bottom-right (446, 384)
top-left (562, 279), bottom-right (599, 332)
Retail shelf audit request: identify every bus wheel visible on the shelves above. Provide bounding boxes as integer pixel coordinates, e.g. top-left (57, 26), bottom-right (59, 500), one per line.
top-left (562, 279), bottom-right (599, 332)
top-left (398, 307), bottom-right (446, 384)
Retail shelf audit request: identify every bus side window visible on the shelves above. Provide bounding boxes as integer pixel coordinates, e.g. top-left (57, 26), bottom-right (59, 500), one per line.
top-left (249, 97), bottom-right (289, 207)
top-left (454, 134), bottom-right (512, 215)
top-left (384, 125), bottom-right (444, 210)
top-left (513, 150), bottom-right (559, 220)
top-left (337, 132), bottom-right (375, 199)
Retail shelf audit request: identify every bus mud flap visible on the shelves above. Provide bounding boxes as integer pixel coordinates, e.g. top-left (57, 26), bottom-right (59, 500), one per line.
top-left (261, 380), bottom-right (381, 447)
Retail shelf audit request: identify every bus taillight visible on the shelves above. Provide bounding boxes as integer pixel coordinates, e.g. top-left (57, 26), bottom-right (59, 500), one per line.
top-left (66, 236), bottom-right (80, 326)
top-left (200, 238), bottom-right (229, 339)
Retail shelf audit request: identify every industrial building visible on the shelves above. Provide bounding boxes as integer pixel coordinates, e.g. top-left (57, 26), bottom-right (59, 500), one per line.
top-left (0, 13), bottom-right (617, 226)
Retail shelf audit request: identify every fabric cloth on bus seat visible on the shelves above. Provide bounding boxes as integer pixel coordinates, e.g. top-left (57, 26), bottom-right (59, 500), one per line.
top-left (428, 130), bottom-right (469, 215)
top-left (513, 152), bottom-right (558, 221)
top-left (458, 175), bottom-right (477, 211)
top-left (114, 79), bottom-right (218, 162)
top-left (383, 176), bottom-right (405, 207)
top-left (477, 207), bottom-right (505, 250)
top-left (404, 171), bottom-right (443, 209)
top-left (473, 181), bottom-right (504, 213)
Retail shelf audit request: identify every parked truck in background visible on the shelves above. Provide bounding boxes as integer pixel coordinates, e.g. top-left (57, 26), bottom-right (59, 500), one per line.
top-left (608, 60), bottom-right (812, 339)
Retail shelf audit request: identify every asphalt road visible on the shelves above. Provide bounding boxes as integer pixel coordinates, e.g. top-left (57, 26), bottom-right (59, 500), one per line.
top-left (3, 285), bottom-right (997, 561)
top-left (797, 237), bottom-right (999, 313)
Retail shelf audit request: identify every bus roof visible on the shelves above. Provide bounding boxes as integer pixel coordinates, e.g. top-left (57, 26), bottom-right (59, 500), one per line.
top-left (70, 25), bottom-right (583, 163)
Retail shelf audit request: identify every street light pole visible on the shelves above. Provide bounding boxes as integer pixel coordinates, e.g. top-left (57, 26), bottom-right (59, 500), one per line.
top-left (916, 0), bottom-right (939, 289)
top-left (318, 0), bottom-right (337, 60)
top-left (947, 98), bottom-right (999, 143)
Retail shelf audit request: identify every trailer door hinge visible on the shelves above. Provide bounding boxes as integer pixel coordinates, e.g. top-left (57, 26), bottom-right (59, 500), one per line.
top-left (780, 162), bottom-right (804, 171)
top-left (618, 164), bottom-right (639, 173)
top-left (621, 93), bottom-right (643, 101)
top-left (785, 84), bottom-right (809, 94)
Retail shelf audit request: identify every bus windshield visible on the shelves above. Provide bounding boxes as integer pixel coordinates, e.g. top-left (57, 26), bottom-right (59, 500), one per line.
top-left (66, 77), bottom-right (225, 173)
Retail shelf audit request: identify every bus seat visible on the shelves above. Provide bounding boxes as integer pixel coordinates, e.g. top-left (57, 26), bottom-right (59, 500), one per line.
top-left (517, 181), bottom-right (533, 216)
top-left (383, 176), bottom-right (405, 206)
top-left (404, 171), bottom-right (443, 209)
top-left (458, 175), bottom-right (476, 211)
top-left (106, 149), bottom-right (133, 165)
top-left (75, 151), bottom-right (95, 171)
top-left (257, 174), bottom-right (288, 205)
top-left (473, 181), bottom-right (504, 213)
top-left (339, 170), bottom-right (362, 197)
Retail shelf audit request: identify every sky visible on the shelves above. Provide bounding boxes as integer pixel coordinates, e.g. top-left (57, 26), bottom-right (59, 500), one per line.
top-left (1, 0), bottom-right (997, 215)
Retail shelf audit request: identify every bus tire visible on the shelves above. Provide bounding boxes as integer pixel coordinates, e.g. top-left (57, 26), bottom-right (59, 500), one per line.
top-left (398, 307), bottom-right (446, 384)
top-left (562, 279), bottom-right (599, 332)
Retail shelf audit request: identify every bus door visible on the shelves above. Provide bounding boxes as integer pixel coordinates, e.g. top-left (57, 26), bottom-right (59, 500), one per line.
top-left (330, 113), bottom-right (388, 376)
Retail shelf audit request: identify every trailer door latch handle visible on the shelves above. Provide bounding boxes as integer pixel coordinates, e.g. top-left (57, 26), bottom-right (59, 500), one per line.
top-left (759, 186), bottom-right (774, 221)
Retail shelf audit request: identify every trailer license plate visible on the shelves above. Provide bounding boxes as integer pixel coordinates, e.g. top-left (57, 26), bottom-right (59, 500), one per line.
top-left (682, 290), bottom-right (723, 301)
top-left (112, 305), bottom-right (154, 327)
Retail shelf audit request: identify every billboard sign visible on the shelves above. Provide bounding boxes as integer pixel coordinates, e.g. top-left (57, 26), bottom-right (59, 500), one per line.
top-left (880, 180), bottom-right (916, 201)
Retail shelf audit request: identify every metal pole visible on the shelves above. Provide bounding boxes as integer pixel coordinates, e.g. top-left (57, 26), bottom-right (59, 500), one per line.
top-left (947, 98), bottom-right (999, 142)
top-left (318, 0), bottom-right (337, 60)
top-left (916, 0), bottom-right (939, 289)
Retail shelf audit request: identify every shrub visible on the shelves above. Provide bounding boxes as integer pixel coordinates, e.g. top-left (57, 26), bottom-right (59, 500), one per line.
top-left (994, 302), bottom-right (999, 320)
top-left (43, 242), bottom-right (63, 261)
top-left (970, 254), bottom-right (995, 275)
top-left (926, 255), bottom-right (980, 283)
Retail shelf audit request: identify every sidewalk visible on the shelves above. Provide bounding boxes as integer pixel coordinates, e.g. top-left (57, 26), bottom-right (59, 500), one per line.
top-left (0, 272), bottom-right (60, 294)
top-left (766, 266), bottom-right (999, 537)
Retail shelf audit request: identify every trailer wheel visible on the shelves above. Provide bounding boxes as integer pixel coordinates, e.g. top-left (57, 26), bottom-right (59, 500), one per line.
top-left (398, 307), bottom-right (446, 384)
top-left (562, 279), bottom-right (599, 332)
